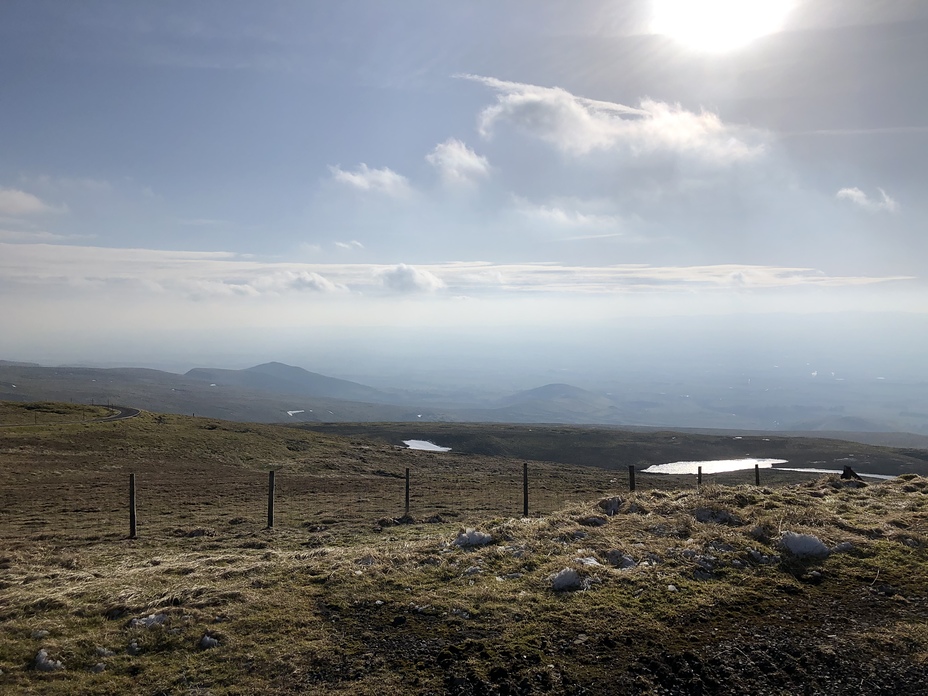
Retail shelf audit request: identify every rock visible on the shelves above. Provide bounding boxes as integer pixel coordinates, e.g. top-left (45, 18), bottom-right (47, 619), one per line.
top-left (92, 662), bottom-right (106, 673)
top-left (780, 532), bottom-right (831, 559)
top-left (31, 629), bottom-right (50, 639)
top-left (575, 556), bottom-right (603, 567)
top-left (200, 634), bottom-right (219, 649)
top-left (605, 550), bottom-right (637, 569)
top-left (578, 515), bottom-right (608, 527)
top-left (452, 528), bottom-right (493, 548)
top-left (130, 613), bottom-right (167, 629)
top-left (95, 646), bottom-right (115, 657)
top-left (667, 584), bottom-right (679, 592)
top-left (34, 649), bottom-right (64, 672)
top-left (840, 466), bottom-right (863, 481)
top-left (550, 568), bottom-right (584, 591)
top-left (463, 565), bottom-right (482, 576)
top-left (598, 497), bottom-right (623, 516)
top-left (127, 640), bottom-right (140, 655)
top-left (749, 549), bottom-right (779, 565)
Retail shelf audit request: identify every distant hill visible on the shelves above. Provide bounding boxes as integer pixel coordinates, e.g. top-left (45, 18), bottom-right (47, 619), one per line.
top-left (456, 383), bottom-right (626, 424)
top-left (185, 361), bottom-right (394, 404)
top-left (0, 362), bottom-right (424, 424)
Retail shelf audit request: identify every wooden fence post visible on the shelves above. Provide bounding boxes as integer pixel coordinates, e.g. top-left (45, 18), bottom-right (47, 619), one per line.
top-left (697, 466), bottom-right (702, 486)
top-left (267, 470), bottom-right (275, 528)
top-left (523, 463), bottom-right (529, 516)
top-left (129, 473), bottom-right (137, 539)
top-left (404, 467), bottom-right (410, 516)
top-left (629, 465), bottom-right (636, 492)
top-left (754, 463), bottom-right (760, 486)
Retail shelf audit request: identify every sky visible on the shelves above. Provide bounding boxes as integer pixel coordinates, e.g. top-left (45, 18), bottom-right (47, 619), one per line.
top-left (1, 0), bottom-right (927, 377)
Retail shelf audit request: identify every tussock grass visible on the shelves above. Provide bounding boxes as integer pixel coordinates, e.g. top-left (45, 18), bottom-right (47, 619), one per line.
top-left (1, 403), bottom-right (927, 692)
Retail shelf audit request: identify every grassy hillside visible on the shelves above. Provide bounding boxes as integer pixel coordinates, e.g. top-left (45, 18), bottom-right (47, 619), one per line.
top-left (0, 365), bottom-right (422, 424)
top-left (1, 402), bottom-right (927, 694)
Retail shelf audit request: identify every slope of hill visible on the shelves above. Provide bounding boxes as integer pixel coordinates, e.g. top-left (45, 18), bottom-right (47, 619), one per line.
top-left (0, 364), bottom-right (423, 423)
top-left (185, 361), bottom-right (397, 404)
top-left (1, 402), bottom-right (927, 694)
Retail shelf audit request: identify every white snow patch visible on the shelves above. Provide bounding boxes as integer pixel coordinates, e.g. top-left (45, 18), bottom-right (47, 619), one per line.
top-left (780, 531), bottom-right (831, 559)
top-left (404, 439), bottom-right (451, 452)
top-left (452, 528), bottom-right (493, 547)
top-left (286, 410), bottom-right (305, 416)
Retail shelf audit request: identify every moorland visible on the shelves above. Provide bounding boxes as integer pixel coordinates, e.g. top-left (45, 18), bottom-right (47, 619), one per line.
top-left (1, 401), bottom-right (927, 694)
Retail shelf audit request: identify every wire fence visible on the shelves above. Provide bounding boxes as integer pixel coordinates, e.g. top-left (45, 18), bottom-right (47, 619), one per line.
top-left (0, 462), bottom-right (788, 542)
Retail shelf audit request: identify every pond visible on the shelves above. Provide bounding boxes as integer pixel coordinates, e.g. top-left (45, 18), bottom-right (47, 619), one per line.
top-left (642, 458), bottom-right (894, 479)
top-left (642, 458), bottom-right (787, 475)
top-left (403, 439), bottom-right (452, 452)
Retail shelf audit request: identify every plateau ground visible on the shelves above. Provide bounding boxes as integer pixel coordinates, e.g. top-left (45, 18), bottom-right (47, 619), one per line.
top-left (1, 402), bottom-right (927, 693)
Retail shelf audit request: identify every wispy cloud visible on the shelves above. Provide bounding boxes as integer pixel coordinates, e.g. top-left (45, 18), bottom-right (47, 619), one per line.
top-left (330, 163), bottom-right (411, 196)
top-left (426, 138), bottom-right (490, 186)
top-left (334, 240), bottom-right (364, 250)
top-left (0, 244), bottom-right (910, 301)
top-left (836, 187), bottom-right (899, 213)
top-left (0, 188), bottom-right (62, 216)
top-left (462, 75), bottom-right (766, 162)
top-left (515, 199), bottom-right (622, 229)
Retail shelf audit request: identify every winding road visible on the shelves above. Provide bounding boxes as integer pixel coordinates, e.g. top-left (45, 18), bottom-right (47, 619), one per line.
top-left (0, 405), bottom-right (141, 428)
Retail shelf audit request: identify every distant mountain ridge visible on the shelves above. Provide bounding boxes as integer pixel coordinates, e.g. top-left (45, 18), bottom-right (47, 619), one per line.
top-left (2, 359), bottom-right (927, 443)
top-left (185, 361), bottom-right (394, 404)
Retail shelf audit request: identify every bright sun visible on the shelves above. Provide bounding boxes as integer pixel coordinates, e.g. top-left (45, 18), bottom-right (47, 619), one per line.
top-left (651, 0), bottom-right (794, 52)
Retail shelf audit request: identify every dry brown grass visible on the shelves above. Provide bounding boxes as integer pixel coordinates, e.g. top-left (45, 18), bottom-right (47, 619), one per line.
top-left (1, 404), bottom-right (927, 693)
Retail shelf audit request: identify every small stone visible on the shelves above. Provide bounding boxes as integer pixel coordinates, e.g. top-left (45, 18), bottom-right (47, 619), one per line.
top-left (31, 630), bottom-right (50, 639)
top-left (667, 584), bottom-right (678, 592)
top-left (34, 649), bottom-right (64, 672)
top-left (92, 662), bottom-right (106, 673)
top-left (95, 646), bottom-right (115, 657)
top-left (127, 641), bottom-right (140, 655)
top-left (200, 634), bottom-right (219, 649)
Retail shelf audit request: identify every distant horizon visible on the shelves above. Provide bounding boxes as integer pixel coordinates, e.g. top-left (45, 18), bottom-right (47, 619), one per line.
top-left (2, 2), bottom-right (926, 422)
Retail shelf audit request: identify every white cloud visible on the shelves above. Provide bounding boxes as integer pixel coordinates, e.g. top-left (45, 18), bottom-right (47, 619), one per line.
top-left (335, 240), bottom-right (364, 250)
top-left (330, 163), bottom-right (411, 196)
top-left (379, 264), bottom-right (446, 293)
top-left (836, 187), bottom-right (899, 213)
top-left (0, 188), bottom-right (59, 216)
top-left (426, 138), bottom-right (490, 185)
top-left (0, 244), bottom-right (909, 301)
top-left (462, 74), bottom-right (765, 162)
top-left (516, 200), bottom-right (622, 229)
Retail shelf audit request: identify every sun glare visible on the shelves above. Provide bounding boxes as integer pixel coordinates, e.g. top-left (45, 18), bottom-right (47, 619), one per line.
top-left (651, 0), bottom-right (794, 52)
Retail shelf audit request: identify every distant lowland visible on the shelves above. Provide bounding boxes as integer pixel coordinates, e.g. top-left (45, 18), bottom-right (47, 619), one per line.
top-left (1, 359), bottom-right (926, 449)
